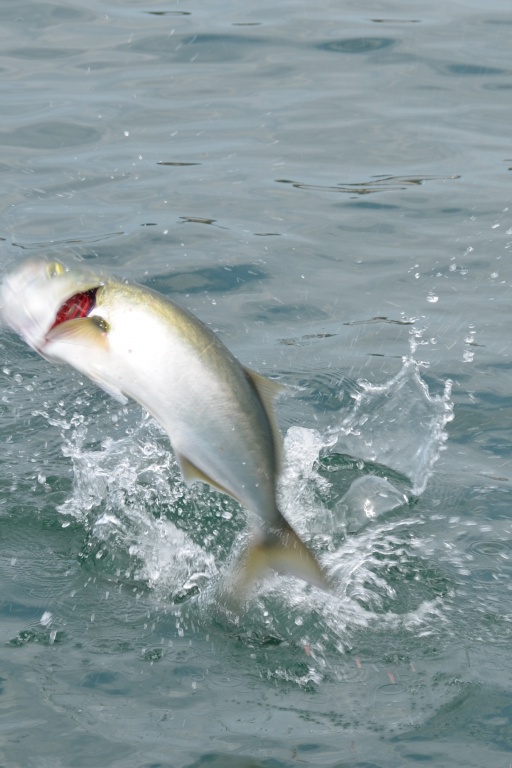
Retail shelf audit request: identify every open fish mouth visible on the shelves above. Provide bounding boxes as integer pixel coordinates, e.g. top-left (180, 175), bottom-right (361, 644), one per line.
top-left (51, 288), bottom-right (99, 330)
top-left (0, 259), bottom-right (105, 356)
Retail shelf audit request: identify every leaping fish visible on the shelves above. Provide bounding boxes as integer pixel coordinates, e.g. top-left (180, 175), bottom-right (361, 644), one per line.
top-left (1, 259), bottom-right (329, 593)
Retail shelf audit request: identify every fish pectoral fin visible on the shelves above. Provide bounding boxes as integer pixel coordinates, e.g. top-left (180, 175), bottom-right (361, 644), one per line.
top-left (176, 453), bottom-right (232, 496)
top-left (45, 317), bottom-right (128, 405)
top-left (237, 517), bottom-right (331, 593)
top-left (46, 316), bottom-right (109, 349)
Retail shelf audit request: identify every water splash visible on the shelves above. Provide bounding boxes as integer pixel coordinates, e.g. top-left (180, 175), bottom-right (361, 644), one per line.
top-left (221, 353), bottom-right (456, 680)
top-left (330, 357), bottom-right (453, 496)
top-left (58, 414), bottom-right (218, 600)
top-left (49, 352), bottom-right (454, 677)
top-left (279, 355), bottom-right (453, 546)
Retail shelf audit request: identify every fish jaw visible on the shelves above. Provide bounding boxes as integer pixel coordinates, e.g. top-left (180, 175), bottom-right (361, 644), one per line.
top-left (0, 259), bottom-right (103, 359)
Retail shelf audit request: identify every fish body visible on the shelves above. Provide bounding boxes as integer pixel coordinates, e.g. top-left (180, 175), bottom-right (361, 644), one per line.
top-left (1, 259), bottom-right (328, 591)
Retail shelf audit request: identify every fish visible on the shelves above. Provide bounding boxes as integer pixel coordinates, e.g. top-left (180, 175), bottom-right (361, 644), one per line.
top-left (1, 258), bottom-right (329, 593)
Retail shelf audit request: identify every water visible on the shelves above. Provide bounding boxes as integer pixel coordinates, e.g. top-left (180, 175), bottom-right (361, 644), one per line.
top-left (1, 1), bottom-right (512, 765)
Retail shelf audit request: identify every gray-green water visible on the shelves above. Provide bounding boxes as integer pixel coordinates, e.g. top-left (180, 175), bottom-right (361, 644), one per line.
top-left (1, 1), bottom-right (512, 766)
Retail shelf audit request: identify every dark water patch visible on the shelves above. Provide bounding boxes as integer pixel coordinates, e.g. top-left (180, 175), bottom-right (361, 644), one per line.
top-left (391, 683), bottom-right (512, 751)
top-left (142, 647), bottom-right (164, 662)
top-left (7, 627), bottom-right (66, 647)
top-left (0, 601), bottom-right (42, 620)
top-left (143, 764), bottom-right (177, 768)
top-left (144, 264), bottom-right (266, 295)
top-left (0, 121), bottom-right (101, 150)
top-left (371, 18), bottom-right (421, 24)
top-left (157, 161), bottom-right (202, 166)
top-left (367, 352), bottom-right (403, 358)
top-left (279, 332), bottom-right (337, 347)
top-left (80, 670), bottom-right (122, 690)
top-left (448, 395), bottom-right (512, 456)
top-left (184, 755), bottom-right (293, 768)
top-left (179, 216), bottom-right (227, 228)
top-left (319, 450), bottom-right (414, 495)
top-left (144, 10), bottom-right (192, 15)
top-left (171, 663), bottom-right (204, 680)
top-left (290, 371), bottom-right (359, 412)
top-left (485, 18), bottom-right (512, 25)
top-left (321, 763), bottom-right (384, 768)
top-left (343, 316), bottom-right (415, 327)
top-left (446, 63), bottom-right (506, 76)
top-left (484, 82), bottom-right (512, 90)
top-left (249, 303), bottom-right (329, 323)
top-left (318, 37), bottom-right (395, 54)
top-left (276, 175), bottom-right (460, 196)
top-left (347, 201), bottom-right (400, 210)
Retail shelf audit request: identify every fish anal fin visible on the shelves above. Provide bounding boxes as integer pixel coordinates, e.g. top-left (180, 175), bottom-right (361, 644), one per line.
top-left (177, 452), bottom-right (232, 497)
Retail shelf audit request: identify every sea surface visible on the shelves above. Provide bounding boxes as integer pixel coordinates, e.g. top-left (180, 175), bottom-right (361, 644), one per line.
top-left (1, 1), bottom-right (512, 766)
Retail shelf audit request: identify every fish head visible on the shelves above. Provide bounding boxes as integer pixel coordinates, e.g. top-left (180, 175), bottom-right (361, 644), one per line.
top-left (0, 258), bottom-right (105, 360)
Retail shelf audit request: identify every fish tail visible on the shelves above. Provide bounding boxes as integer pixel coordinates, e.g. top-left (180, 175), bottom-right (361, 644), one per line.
top-left (238, 514), bottom-right (331, 592)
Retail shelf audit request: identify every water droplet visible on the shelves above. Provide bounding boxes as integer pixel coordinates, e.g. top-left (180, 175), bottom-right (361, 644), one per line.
top-left (40, 611), bottom-right (53, 627)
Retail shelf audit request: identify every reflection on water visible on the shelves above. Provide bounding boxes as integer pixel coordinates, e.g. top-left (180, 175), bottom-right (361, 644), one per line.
top-left (276, 174), bottom-right (461, 195)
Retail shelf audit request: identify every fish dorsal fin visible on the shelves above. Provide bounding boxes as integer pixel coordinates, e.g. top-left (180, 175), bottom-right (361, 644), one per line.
top-left (243, 367), bottom-right (284, 403)
top-left (243, 367), bottom-right (285, 470)
top-left (177, 452), bottom-right (233, 497)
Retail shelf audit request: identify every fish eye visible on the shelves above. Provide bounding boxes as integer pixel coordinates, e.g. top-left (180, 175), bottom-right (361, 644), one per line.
top-left (47, 262), bottom-right (65, 278)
